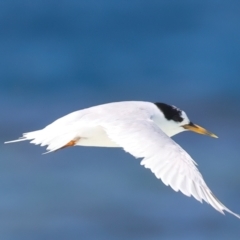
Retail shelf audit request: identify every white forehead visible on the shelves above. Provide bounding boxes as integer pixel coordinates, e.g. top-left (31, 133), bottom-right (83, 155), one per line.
top-left (180, 110), bottom-right (190, 125)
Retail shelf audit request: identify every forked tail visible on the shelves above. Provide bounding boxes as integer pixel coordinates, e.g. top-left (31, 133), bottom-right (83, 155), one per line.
top-left (5, 129), bottom-right (79, 153)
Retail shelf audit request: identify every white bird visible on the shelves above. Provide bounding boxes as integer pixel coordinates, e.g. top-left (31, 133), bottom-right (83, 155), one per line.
top-left (5, 101), bottom-right (240, 219)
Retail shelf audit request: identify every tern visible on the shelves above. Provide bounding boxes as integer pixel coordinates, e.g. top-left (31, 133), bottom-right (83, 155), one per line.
top-left (5, 101), bottom-right (240, 219)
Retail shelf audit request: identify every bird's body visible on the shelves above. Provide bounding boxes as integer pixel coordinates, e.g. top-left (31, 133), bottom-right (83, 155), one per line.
top-left (5, 101), bottom-right (240, 219)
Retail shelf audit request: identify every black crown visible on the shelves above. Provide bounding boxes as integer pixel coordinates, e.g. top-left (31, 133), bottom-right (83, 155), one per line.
top-left (154, 102), bottom-right (183, 122)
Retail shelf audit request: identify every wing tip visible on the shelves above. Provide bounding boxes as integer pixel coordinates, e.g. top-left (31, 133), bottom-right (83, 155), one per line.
top-left (224, 208), bottom-right (240, 219)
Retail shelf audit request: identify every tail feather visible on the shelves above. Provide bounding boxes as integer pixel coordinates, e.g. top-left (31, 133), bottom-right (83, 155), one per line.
top-left (5, 137), bottom-right (27, 144)
top-left (4, 130), bottom-right (42, 144)
top-left (4, 129), bottom-right (78, 153)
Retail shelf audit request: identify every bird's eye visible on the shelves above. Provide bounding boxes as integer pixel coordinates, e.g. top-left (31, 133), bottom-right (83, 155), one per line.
top-left (172, 114), bottom-right (183, 122)
top-left (172, 115), bottom-right (180, 121)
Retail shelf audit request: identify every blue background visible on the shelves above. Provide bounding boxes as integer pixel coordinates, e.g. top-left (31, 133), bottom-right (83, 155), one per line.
top-left (1, 1), bottom-right (240, 239)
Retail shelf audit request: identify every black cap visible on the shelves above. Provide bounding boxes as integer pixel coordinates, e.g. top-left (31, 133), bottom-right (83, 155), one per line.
top-left (154, 102), bottom-right (183, 122)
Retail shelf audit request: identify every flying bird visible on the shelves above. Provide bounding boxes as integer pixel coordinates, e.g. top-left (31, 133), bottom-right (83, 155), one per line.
top-left (5, 101), bottom-right (240, 219)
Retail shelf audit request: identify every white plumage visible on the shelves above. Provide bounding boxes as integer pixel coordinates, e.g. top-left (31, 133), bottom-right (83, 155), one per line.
top-left (5, 101), bottom-right (240, 219)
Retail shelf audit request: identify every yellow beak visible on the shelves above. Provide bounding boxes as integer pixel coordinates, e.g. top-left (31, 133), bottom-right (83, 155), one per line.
top-left (183, 122), bottom-right (218, 138)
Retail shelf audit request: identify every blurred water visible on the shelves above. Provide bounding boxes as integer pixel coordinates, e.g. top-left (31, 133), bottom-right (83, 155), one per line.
top-left (1, 1), bottom-right (240, 239)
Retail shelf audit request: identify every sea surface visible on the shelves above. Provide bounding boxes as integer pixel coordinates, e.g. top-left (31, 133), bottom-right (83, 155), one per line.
top-left (1, 1), bottom-right (240, 239)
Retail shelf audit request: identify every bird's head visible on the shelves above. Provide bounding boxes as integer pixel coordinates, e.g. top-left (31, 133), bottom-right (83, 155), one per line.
top-left (154, 102), bottom-right (218, 138)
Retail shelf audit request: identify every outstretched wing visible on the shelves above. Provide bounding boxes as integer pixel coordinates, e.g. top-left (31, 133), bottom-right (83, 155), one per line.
top-left (101, 118), bottom-right (240, 218)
